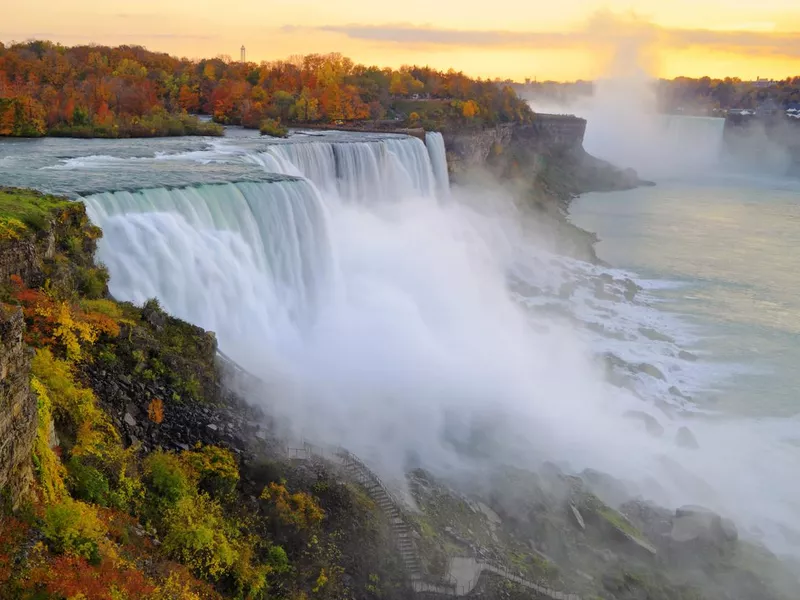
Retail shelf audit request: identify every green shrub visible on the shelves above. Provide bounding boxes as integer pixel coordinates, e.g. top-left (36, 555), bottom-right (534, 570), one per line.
top-left (42, 497), bottom-right (107, 562)
top-left (259, 118), bottom-right (288, 138)
top-left (77, 265), bottom-right (109, 299)
top-left (67, 457), bottom-right (110, 506)
top-left (144, 451), bottom-right (193, 507)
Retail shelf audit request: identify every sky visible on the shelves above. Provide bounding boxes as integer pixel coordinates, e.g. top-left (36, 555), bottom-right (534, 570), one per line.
top-left (3, 0), bottom-right (800, 81)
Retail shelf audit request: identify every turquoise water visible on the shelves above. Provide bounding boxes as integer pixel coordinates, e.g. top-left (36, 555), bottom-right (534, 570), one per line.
top-left (571, 174), bottom-right (800, 418)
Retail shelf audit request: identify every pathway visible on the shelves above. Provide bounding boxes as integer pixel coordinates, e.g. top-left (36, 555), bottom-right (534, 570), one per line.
top-left (290, 441), bottom-right (581, 599)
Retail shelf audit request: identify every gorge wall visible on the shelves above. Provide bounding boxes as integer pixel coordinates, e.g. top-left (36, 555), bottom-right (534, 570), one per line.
top-left (0, 307), bottom-right (34, 508)
top-left (441, 114), bottom-right (587, 175)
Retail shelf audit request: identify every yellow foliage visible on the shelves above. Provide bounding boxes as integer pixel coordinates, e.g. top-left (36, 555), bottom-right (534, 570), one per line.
top-left (32, 348), bottom-right (124, 475)
top-left (150, 572), bottom-right (202, 600)
top-left (35, 301), bottom-right (98, 361)
top-left (260, 482), bottom-right (324, 530)
top-left (31, 376), bottom-right (68, 504)
top-left (181, 445), bottom-right (239, 490)
top-left (0, 217), bottom-right (27, 240)
top-left (313, 568), bottom-right (328, 593)
top-left (462, 100), bottom-right (479, 118)
top-left (161, 494), bottom-right (237, 580)
top-left (42, 497), bottom-right (108, 559)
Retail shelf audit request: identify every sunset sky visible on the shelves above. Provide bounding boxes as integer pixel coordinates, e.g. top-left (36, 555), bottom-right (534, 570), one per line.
top-left (3, 0), bottom-right (800, 81)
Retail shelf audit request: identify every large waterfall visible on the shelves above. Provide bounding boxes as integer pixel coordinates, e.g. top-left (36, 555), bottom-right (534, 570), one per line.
top-left (67, 130), bottom-right (800, 558)
top-left (83, 179), bottom-right (334, 347)
top-left (84, 134), bottom-right (448, 371)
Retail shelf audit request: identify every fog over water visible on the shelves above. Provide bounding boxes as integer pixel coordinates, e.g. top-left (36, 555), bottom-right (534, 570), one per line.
top-left (1, 122), bottom-right (798, 560)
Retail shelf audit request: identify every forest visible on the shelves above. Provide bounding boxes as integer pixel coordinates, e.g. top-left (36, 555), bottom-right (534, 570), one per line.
top-left (0, 41), bottom-right (533, 137)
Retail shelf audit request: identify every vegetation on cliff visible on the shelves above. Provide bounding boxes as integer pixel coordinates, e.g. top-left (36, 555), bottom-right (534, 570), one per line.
top-left (0, 188), bottom-right (407, 599)
top-left (0, 41), bottom-right (532, 137)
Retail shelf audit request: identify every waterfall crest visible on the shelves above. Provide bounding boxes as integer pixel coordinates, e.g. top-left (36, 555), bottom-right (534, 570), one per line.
top-left (244, 136), bottom-right (438, 202)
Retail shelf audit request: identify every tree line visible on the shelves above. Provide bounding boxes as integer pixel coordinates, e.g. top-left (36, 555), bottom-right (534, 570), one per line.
top-left (0, 41), bottom-right (533, 137)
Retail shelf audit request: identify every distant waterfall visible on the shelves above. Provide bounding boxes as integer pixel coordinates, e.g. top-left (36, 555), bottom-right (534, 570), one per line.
top-left (247, 137), bottom-right (437, 202)
top-left (425, 132), bottom-right (450, 198)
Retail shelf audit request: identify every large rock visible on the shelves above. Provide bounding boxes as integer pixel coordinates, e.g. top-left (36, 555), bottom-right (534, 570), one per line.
top-left (671, 505), bottom-right (738, 546)
top-left (624, 410), bottom-right (665, 437)
top-left (675, 426), bottom-right (699, 449)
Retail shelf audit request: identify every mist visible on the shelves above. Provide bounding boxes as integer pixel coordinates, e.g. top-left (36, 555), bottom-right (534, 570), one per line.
top-left (87, 155), bottom-right (800, 561)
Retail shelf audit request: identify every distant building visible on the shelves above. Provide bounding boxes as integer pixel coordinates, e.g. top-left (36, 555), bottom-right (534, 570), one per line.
top-left (240, 45), bottom-right (246, 63)
top-left (752, 77), bottom-right (774, 88)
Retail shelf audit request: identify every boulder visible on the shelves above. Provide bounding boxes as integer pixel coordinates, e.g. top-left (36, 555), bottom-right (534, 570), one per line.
top-left (635, 362), bottom-right (666, 381)
top-left (675, 426), bottom-right (699, 449)
top-left (624, 410), bottom-right (665, 438)
top-left (671, 505), bottom-right (738, 546)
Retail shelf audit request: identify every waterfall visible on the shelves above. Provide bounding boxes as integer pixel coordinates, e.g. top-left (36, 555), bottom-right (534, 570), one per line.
top-left (425, 132), bottom-right (450, 198)
top-left (83, 180), bottom-right (335, 356)
top-left (245, 137), bottom-right (437, 202)
top-left (79, 133), bottom-right (447, 370)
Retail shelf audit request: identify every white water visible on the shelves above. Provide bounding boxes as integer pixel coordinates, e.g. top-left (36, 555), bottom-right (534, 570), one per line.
top-left (242, 136), bottom-right (438, 202)
top-left (426, 131), bottom-right (450, 198)
top-left (77, 132), bottom-right (799, 558)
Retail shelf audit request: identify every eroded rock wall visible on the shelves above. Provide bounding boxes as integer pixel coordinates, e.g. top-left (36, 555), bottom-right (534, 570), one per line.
top-left (0, 307), bottom-right (35, 507)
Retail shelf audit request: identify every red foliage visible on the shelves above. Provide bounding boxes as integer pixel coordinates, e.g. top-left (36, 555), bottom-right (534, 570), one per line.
top-left (0, 517), bottom-right (32, 586)
top-left (31, 555), bottom-right (155, 600)
top-left (9, 274), bottom-right (119, 354)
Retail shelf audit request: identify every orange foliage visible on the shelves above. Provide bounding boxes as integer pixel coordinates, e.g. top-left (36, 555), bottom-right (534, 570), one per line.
top-left (148, 398), bottom-right (165, 424)
top-left (9, 274), bottom-right (119, 358)
top-left (0, 41), bottom-right (533, 133)
top-left (29, 555), bottom-right (156, 600)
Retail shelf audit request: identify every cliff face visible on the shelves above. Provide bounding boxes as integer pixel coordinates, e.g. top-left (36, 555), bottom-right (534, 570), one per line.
top-left (441, 115), bottom-right (587, 174)
top-left (440, 114), bottom-right (646, 262)
top-left (0, 307), bottom-right (35, 508)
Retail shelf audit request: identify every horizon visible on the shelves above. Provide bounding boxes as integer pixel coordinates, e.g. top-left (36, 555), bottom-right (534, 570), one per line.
top-left (4, 1), bottom-right (800, 81)
top-left (1, 37), bottom-right (797, 86)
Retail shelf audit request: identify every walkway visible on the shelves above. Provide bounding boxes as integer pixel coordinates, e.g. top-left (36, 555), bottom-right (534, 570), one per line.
top-left (289, 441), bottom-right (581, 599)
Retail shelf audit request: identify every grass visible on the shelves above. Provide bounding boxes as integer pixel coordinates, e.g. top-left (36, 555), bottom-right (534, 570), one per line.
top-left (598, 506), bottom-right (643, 539)
top-left (0, 188), bottom-right (73, 236)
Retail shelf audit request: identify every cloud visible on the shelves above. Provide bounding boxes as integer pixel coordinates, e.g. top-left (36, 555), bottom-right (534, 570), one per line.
top-left (0, 32), bottom-right (217, 42)
top-left (283, 12), bottom-right (800, 59)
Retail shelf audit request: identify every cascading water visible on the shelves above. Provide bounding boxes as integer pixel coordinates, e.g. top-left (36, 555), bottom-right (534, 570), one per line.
top-left (84, 179), bottom-right (335, 361)
top-left (426, 131), bottom-right (450, 198)
top-left (244, 136), bottom-right (438, 202)
top-left (64, 131), bottom-right (800, 558)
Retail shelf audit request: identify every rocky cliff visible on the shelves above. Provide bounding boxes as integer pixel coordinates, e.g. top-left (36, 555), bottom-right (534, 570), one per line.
top-left (0, 307), bottom-right (34, 508)
top-left (440, 115), bottom-right (647, 262)
top-left (441, 114), bottom-right (587, 174)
